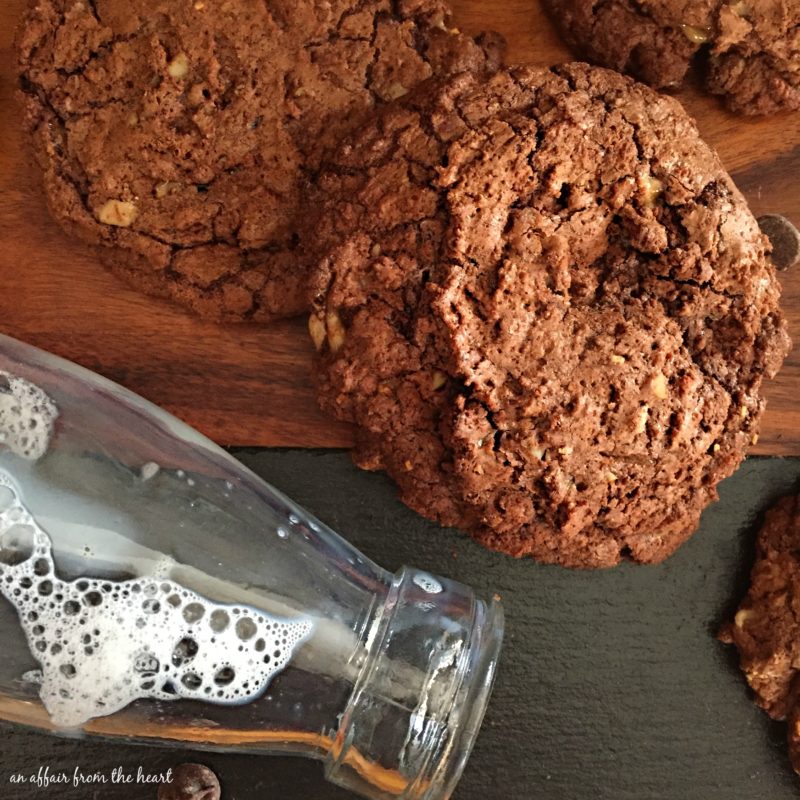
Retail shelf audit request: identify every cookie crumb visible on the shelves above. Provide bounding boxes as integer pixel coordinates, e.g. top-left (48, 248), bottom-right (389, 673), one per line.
top-left (157, 763), bottom-right (220, 800)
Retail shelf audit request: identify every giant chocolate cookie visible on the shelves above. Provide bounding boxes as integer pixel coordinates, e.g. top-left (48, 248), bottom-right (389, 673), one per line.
top-left (16, 0), bottom-right (502, 321)
top-left (307, 63), bottom-right (790, 568)
top-left (543, 0), bottom-right (800, 115)
top-left (720, 495), bottom-right (800, 773)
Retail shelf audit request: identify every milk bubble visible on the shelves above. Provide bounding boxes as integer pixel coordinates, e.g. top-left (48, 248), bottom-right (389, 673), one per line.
top-left (0, 471), bottom-right (313, 728)
top-left (140, 462), bottom-right (160, 482)
top-left (0, 372), bottom-right (58, 461)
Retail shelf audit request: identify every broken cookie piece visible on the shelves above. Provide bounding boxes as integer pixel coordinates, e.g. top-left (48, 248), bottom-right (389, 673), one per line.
top-left (543, 0), bottom-right (800, 115)
top-left (720, 495), bottom-right (800, 773)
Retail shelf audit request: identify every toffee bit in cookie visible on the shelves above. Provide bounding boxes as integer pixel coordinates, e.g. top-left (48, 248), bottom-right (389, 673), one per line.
top-left (758, 215), bottom-right (800, 271)
top-left (97, 200), bottom-right (137, 228)
top-left (639, 173), bottom-right (664, 207)
top-left (734, 608), bottom-right (753, 627)
top-left (431, 371), bottom-right (448, 391)
top-left (681, 24), bottom-right (712, 44)
top-left (649, 372), bottom-right (669, 400)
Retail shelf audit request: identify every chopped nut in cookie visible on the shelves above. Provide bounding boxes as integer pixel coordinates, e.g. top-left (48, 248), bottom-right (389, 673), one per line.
top-left (649, 372), bottom-right (669, 400)
top-left (97, 200), bottom-right (137, 228)
top-left (308, 314), bottom-right (327, 352)
top-left (167, 53), bottom-right (190, 79)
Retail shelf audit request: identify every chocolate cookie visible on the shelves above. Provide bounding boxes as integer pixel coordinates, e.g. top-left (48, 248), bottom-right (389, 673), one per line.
top-left (307, 63), bottom-right (790, 568)
top-left (16, 0), bottom-right (502, 321)
top-left (720, 495), bottom-right (800, 773)
top-left (543, 0), bottom-right (800, 115)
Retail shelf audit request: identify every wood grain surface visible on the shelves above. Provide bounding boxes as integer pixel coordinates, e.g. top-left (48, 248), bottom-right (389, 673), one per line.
top-left (0, 0), bottom-right (798, 452)
top-left (2, 451), bottom-right (800, 800)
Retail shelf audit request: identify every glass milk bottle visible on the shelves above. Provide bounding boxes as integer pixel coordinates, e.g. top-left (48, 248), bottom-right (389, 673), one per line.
top-left (0, 334), bottom-right (503, 800)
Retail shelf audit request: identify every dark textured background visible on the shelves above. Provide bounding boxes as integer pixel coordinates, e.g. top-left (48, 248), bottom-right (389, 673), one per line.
top-left (1, 451), bottom-right (800, 800)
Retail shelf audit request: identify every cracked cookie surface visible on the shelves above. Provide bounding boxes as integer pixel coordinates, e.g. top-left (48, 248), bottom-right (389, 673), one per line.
top-left (16, 0), bottom-right (502, 321)
top-left (308, 63), bottom-right (790, 568)
top-left (543, 0), bottom-right (800, 115)
top-left (720, 495), bottom-right (800, 773)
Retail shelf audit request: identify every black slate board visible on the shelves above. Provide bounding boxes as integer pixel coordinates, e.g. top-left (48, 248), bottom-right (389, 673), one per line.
top-left (1, 452), bottom-right (800, 800)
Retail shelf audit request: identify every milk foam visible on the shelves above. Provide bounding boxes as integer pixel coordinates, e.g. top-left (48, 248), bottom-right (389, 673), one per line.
top-left (0, 372), bottom-right (58, 460)
top-left (0, 472), bottom-right (313, 728)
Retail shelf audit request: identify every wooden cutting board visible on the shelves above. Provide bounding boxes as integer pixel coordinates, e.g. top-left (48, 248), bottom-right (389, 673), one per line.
top-left (1, 0), bottom-right (798, 452)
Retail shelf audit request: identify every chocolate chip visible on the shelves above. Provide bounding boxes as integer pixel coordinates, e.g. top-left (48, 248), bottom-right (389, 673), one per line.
top-left (157, 764), bottom-right (220, 800)
top-left (758, 214), bottom-right (800, 270)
